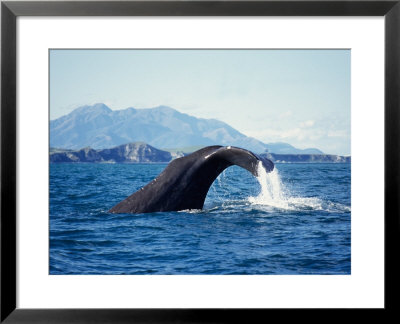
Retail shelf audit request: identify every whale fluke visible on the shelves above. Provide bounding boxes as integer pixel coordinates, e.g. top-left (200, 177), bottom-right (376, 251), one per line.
top-left (109, 145), bottom-right (274, 214)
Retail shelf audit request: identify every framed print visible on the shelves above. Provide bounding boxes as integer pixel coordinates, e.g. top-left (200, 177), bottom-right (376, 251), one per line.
top-left (1, 0), bottom-right (399, 322)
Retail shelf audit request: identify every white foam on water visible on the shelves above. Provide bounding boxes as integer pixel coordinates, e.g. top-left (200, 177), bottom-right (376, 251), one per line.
top-left (248, 161), bottom-right (346, 212)
top-left (248, 162), bottom-right (291, 209)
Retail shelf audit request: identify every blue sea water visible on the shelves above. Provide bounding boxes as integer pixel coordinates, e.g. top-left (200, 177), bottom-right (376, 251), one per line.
top-left (49, 163), bottom-right (351, 275)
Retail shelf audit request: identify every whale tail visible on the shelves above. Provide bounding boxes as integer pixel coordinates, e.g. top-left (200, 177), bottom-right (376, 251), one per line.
top-left (109, 146), bottom-right (274, 214)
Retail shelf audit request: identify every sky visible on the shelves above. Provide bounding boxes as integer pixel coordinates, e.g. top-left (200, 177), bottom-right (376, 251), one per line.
top-left (50, 49), bottom-right (350, 155)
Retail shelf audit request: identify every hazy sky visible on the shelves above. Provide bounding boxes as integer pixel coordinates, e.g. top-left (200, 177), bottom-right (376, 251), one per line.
top-left (50, 49), bottom-right (350, 155)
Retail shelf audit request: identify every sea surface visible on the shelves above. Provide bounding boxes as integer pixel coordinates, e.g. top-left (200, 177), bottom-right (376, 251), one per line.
top-left (49, 162), bottom-right (351, 275)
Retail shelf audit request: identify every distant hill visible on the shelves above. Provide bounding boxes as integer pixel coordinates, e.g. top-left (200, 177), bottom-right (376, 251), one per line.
top-left (50, 103), bottom-right (323, 154)
top-left (50, 142), bottom-right (349, 164)
top-left (50, 142), bottom-right (180, 163)
top-left (262, 153), bottom-right (350, 163)
top-left (264, 142), bottom-right (323, 154)
top-left (162, 145), bottom-right (206, 154)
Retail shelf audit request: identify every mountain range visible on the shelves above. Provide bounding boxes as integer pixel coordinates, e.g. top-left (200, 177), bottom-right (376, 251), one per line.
top-left (50, 103), bottom-right (323, 154)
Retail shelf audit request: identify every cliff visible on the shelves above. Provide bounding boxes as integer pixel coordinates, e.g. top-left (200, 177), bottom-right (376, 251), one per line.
top-left (50, 142), bottom-right (179, 163)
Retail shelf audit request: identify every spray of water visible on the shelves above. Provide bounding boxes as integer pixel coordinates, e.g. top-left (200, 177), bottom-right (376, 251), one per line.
top-left (248, 162), bottom-right (291, 209)
top-left (248, 161), bottom-right (343, 211)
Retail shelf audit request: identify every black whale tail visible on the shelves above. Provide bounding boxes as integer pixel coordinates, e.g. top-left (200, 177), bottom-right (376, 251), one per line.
top-left (109, 145), bottom-right (274, 214)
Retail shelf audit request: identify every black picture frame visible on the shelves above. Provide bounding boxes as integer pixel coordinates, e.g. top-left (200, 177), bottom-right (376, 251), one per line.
top-left (1, 0), bottom-right (399, 322)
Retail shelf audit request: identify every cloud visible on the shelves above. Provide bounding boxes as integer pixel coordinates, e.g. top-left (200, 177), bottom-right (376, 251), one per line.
top-left (327, 129), bottom-right (348, 138)
top-left (244, 117), bottom-right (350, 155)
top-left (299, 120), bottom-right (315, 128)
top-left (247, 119), bottom-right (318, 140)
top-left (279, 110), bottom-right (293, 118)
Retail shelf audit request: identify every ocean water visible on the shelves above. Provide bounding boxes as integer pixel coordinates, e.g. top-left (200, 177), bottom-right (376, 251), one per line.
top-left (49, 162), bottom-right (351, 275)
